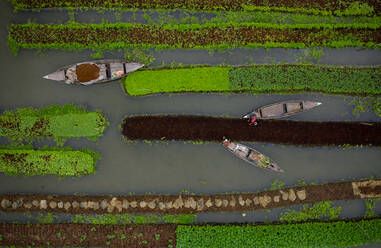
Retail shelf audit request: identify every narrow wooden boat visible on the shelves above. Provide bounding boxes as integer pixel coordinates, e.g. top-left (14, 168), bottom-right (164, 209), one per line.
top-left (43, 60), bottom-right (144, 85)
top-left (243, 100), bottom-right (321, 119)
top-left (223, 138), bottom-right (284, 173)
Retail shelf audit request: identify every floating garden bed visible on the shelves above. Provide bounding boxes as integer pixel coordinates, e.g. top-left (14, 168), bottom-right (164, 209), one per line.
top-left (8, 0), bottom-right (380, 16)
top-left (0, 146), bottom-right (99, 177)
top-left (8, 22), bottom-right (381, 55)
top-left (176, 218), bottom-right (381, 248)
top-left (1, 217), bottom-right (380, 247)
top-left (1, 179), bottom-right (380, 214)
top-left (124, 65), bottom-right (381, 96)
top-left (0, 223), bottom-right (177, 247)
top-left (121, 116), bottom-right (381, 146)
top-left (0, 104), bottom-right (108, 143)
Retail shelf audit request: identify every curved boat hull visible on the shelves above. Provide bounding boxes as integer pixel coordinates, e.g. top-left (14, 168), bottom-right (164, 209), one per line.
top-left (243, 100), bottom-right (321, 119)
top-left (43, 59), bottom-right (144, 85)
top-left (223, 139), bottom-right (284, 173)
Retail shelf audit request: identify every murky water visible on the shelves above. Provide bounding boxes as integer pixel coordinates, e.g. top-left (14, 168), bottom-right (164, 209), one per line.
top-left (0, 0), bottom-right (380, 233)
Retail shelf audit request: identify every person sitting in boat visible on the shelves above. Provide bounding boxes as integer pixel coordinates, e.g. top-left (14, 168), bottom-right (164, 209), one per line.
top-left (111, 70), bottom-right (124, 79)
top-left (65, 67), bottom-right (77, 84)
top-left (223, 138), bottom-right (236, 150)
top-left (248, 112), bottom-right (257, 125)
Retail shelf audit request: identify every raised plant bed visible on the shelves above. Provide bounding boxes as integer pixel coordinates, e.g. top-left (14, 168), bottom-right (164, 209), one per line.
top-left (0, 218), bottom-right (380, 247)
top-left (121, 115), bottom-right (381, 146)
top-left (124, 65), bottom-right (381, 96)
top-left (0, 104), bottom-right (109, 144)
top-left (1, 179), bottom-right (380, 214)
top-left (0, 146), bottom-right (100, 177)
top-left (8, 22), bottom-right (381, 55)
top-left (176, 217), bottom-right (381, 248)
top-left (0, 223), bottom-right (176, 248)
top-left (8, 0), bottom-right (380, 16)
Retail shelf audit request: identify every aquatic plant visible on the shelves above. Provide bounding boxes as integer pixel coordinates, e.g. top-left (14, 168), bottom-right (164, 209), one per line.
top-left (279, 201), bottom-right (342, 222)
top-left (0, 104), bottom-right (109, 145)
top-left (350, 97), bottom-right (381, 118)
top-left (0, 146), bottom-right (99, 177)
top-left (71, 213), bottom-right (196, 225)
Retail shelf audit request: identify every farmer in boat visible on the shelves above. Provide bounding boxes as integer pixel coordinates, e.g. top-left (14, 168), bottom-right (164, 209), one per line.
top-left (248, 112), bottom-right (257, 126)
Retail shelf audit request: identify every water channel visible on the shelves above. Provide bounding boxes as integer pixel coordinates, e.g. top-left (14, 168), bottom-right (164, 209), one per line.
top-left (0, 1), bottom-right (380, 231)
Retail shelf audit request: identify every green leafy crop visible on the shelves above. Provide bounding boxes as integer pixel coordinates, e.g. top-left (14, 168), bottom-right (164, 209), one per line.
top-left (8, 22), bottom-right (380, 55)
top-left (176, 218), bottom-right (381, 248)
top-left (124, 65), bottom-right (381, 96)
top-left (0, 146), bottom-right (99, 177)
top-left (8, 0), bottom-right (379, 16)
top-left (0, 104), bottom-right (109, 144)
top-left (125, 67), bottom-right (229, 96)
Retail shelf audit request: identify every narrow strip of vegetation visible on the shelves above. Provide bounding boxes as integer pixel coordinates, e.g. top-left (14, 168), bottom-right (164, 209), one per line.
top-left (0, 146), bottom-right (99, 177)
top-left (203, 11), bottom-right (381, 25)
top-left (0, 104), bottom-right (108, 144)
top-left (1, 218), bottom-right (379, 248)
top-left (8, 22), bottom-right (381, 55)
top-left (124, 65), bottom-right (381, 96)
top-left (9, 0), bottom-right (380, 16)
top-left (279, 201), bottom-right (342, 222)
top-left (2, 180), bottom-right (380, 214)
top-left (176, 218), bottom-right (381, 248)
top-left (122, 116), bottom-right (381, 146)
top-left (71, 213), bottom-right (196, 224)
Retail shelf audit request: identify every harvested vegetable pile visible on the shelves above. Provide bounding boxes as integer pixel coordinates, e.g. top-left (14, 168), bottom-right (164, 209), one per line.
top-left (76, 63), bottom-right (99, 82)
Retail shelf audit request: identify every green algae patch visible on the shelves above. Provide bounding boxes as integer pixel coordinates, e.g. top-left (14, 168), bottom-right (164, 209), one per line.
top-left (0, 104), bottom-right (109, 144)
top-left (125, 67), bottom-right (230, 96)
top-left (176, 218), bottom-right (381, 248)
top-left (0, 146), bottom-right (99, 177)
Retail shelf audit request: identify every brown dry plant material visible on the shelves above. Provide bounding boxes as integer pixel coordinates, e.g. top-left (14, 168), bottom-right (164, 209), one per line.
top-left (76, 63), bottom-right (99, 82)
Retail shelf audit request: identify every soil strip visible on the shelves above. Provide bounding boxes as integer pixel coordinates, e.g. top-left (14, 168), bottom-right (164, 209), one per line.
top-left (121, 116), bottom-right (381, 146)
top-left (0, 223), bottom-right (176, 248)
top-left (0, 218), bottom-right (379, 248)
top-left (1, 179), bottom-right (380, 215)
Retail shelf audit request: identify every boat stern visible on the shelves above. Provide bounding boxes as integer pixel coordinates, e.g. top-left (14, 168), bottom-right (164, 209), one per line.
top-left (124, 62), bottom-right (145, 74)
top-left (303, 101), bottom-right (322, 110)
top-left (268, 162), bottom-right (284, 173)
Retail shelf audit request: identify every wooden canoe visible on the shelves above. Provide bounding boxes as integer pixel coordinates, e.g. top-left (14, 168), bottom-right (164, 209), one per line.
top-left (43, 60), bottom-right (144, 85)
top-left (223, 139), bottom-right (284, 173)
top-left (243, 100), bottom-right (321, 119)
